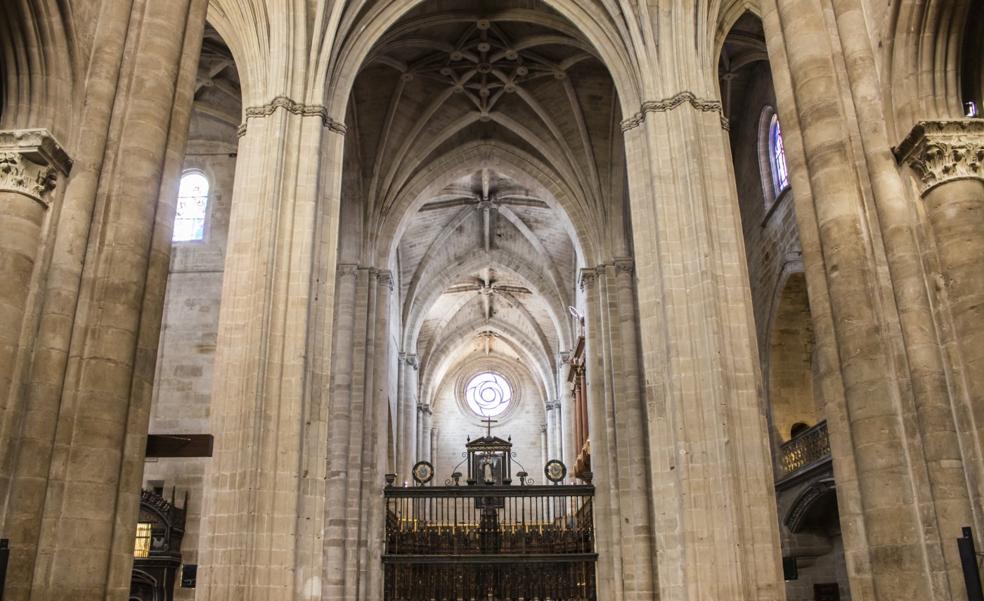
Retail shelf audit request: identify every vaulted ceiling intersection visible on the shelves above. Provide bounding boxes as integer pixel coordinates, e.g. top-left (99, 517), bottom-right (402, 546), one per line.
top-left (345, 1), bottom-right (624, 407)
top-left (380, 18), bottom-right (589, 120)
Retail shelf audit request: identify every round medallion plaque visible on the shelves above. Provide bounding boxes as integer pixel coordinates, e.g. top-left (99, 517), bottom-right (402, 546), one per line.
top-left (544, 459), bottom-right (567, 483)
top-left (412, 460), bottom-right (434, 485)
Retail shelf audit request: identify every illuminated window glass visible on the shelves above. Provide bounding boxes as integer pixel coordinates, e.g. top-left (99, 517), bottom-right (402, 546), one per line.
top-left (134, 522), bottom-right (153, 558)
top-left (173, 171), bottom-right (209, 242)
top-left (465, 372), bottom-right (512, 417)
top-left (769, 115), bottom-right (790, 195)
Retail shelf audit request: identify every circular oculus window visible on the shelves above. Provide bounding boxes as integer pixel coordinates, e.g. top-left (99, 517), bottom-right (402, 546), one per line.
top-left (465, 372), bottom-right (512, 417)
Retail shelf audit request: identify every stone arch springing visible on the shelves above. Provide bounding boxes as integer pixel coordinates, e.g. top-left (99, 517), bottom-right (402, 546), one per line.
top-left (884, 0), bottom-right (977, 138)
top-left (959, 5), bottom-right (984, 114)
top-left (0, 0), bottom-right (77, 137)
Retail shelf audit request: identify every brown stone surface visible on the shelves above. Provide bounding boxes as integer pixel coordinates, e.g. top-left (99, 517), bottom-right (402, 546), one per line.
top-left (0, 2), bottom-right (982, 601)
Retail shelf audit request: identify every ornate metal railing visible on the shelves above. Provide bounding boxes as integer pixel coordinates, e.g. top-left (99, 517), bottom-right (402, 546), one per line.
top-left (778, 420), bottom-right (831, 477)
top-left (384, 483), bottom-right (596, 601)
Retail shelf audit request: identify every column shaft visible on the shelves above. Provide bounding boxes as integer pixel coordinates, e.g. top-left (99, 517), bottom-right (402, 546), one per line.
top-left (322, 264), bottom-right (359, 598)
top-left (0, 130), bottom-right (69, 514)
top-left (197, 106), bottom-right (338, 599)
top-left (2, 2), bottom-right (207, 598)
top-left (925, 177), bottom-right (984, 415)
top-left (581, 268), bottom-right (622, 600)
top-left (397, 354), bottom-right (418, 481)
top-left (766, 1), bottom-right (956, 598)
top-left (622, 94), bottom-right (784, 600)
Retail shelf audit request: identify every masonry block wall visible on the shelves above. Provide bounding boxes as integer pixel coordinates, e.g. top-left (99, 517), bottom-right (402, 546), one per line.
top-left (142, 140), bottom-right (235, 600)
top-left (430, 354), bottom-right (546, 482)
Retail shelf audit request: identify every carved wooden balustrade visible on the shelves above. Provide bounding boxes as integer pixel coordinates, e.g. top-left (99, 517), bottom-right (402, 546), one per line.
top-left (383, 483), bottom-right (596, 601)
top-left (778, 420), bottom-right (831, 478)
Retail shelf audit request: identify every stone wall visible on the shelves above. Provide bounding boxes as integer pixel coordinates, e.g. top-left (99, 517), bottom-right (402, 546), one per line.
top-left (728, 61), bottom-right (805, 358)
top-left (142, 141), bottom-right (235, 599)
top-left (430, 353), bottom-right (546, 482)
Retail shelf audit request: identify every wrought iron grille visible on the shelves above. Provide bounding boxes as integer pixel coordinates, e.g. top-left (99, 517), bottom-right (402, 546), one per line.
top-left (384, 484), bottom-right (596, 601)
top-left (779, 420), bottom-right (831, 477)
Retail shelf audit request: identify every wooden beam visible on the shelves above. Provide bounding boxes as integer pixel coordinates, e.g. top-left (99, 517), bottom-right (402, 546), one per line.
top-left (146, 434), bottom-right (214, 458)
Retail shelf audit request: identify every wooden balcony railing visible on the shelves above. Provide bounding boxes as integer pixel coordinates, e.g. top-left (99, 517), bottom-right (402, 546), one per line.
top-left (778, 420), bottom-right (831, 478)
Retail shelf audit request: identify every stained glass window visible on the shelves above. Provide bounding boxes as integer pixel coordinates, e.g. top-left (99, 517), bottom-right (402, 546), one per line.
top-left (173, 171), bottom-right (209, 242)
top-left (465, 372), bottom-right (512, 417)
top-left (769, 115), bottom-right (790, 195)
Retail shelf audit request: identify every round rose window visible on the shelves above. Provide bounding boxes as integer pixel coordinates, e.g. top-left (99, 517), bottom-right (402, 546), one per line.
top-left (465, 372), bottom-right (512, 417)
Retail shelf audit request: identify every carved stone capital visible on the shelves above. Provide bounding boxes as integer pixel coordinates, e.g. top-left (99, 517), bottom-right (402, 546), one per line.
top-left (578, 267), bottom-right (598, 291)
top-left (376, 269), bottom-right (394, 291)
top-left (621, 91), bottom-right (729, 132)
top-left (545, 401), bottom-right (561, 411)
top-left (336, 263), bottom-right (360, 279)
top-left (0, 129), bottom-right (71, 207)
top-left (612, 257), bottom-right (634, 275)
top-left (894, 119), bottom-right (984, 195)
top-left (400, 353), bottom-right (418, 369)
top-left (417, 403), bottom-right (432, 415)
top-left (238, 96), bottom-right (347, 137)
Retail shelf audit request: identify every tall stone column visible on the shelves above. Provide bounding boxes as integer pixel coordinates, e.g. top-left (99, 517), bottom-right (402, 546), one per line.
top-left (545, 401), bottom-right (561, 461)
top-left (0, 1), bottom-right (208, 599)
top-left (540, 425), bottom-right (548, 472)
top-left (396, 353), bottom-right (418, 481)
top-left (430, 427), bottom-right (438, 468)
top-left (0, 130), bottom-right (70, 501)
top-left (621, 87), bottom-right (784, 600)
top-left (321, 263), bottom-right (360, 597)
top-left (417, 405), bottom-right (433, 463)
top-left (197, 96), bottom-right (346, 599)
top-left (580, 262), bottom-right (657, 601)
top-left (897, 117), bottom-right (984, 522)
top-left (764, 1), bottom-right (978, 598)
top-left (358, 270), bottom-right (392, 600)
top-left (415, 403), bottom-right (425, 464)
top-left (319, 265), bottom-right (393, 601)
top-left (558, 353), bottom-right (575, 470)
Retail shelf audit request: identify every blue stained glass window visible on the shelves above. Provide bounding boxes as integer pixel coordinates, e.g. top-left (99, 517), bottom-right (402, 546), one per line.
top-left (173, 172), bottom-right (209, 242)
top-left (770, 115), bottom-right (790, 195)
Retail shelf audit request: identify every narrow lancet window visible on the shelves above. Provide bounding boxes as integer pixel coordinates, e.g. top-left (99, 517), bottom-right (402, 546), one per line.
top-left (173, 171), bottom-right (209, 242)
top-left (769, 115), bottom-right (790, 195)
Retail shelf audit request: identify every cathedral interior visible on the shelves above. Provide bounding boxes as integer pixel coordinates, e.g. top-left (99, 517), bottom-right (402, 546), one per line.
top-left (0, 0), bottom-right (982, 600)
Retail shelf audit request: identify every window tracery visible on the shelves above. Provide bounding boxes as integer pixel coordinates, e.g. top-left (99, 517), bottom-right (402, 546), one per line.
top-left (465, 372), bottom-right (512, 417)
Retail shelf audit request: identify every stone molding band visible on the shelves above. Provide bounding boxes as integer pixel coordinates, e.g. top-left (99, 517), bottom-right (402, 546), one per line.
top-left (0, 128), bottom-right (72, 207)
top-left (894, 119), bottom-right (984, 195)
top-left (337, 263), bottom-right (393, 289)
top-left (237, 96), bottom-right (347, 137)
top-left (621, 91), bottom-right (729, 132)
top-left (578, 257), bottom-right (634, 291)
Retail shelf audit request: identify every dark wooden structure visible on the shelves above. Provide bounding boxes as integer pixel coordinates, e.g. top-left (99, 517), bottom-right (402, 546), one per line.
top-left (145, 433), bottom-right (213, 458)
top-left (567, 335), bottom-right (590, 479)
top-left (129, 489), bottom-right (187, 601)
top-left (384, 431), bottom-right (596, 600)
